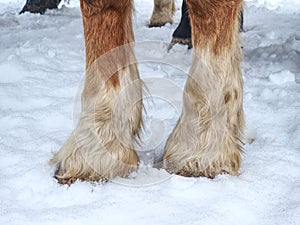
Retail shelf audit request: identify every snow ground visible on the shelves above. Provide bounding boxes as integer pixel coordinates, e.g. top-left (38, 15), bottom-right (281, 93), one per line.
top-left (0, 0), bottom-right (299, 225)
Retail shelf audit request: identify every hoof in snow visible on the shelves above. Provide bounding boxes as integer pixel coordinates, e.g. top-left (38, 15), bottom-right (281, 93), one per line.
top-left (55, 176), bottom-right (77, 186)
top-left (175, 168), bottom-right (231, 179)
top-left (149, 20), bottom-right (172, 28)
top-left (168, 37), bottom-right (192, 51)
top-left (54, 166), bottom-right (77, 185)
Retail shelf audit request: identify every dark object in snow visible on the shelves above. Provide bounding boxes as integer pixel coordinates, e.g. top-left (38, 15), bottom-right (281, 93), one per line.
top-left (169, 0), bottom-right (244, 50)
top-left (239, 8), bottom-right (244, 32)
top-left (169, 0), bottom-right (192, 50)
top-left (20, 0), bottom-right (62, 14)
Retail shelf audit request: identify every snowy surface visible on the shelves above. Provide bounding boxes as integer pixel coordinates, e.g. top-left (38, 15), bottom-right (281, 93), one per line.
top-left (0, 0), bottom-right (300, 225)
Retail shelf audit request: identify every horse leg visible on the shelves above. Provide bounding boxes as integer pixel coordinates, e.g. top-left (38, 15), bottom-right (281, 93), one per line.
top-left (50, 0), bottom-right (143, 185)
top-left (149, 0), bottom-right (175, 27)
top-left (169, 0), bottom-right (192, 49)
top-left (164, 0), bottom-right (245, 178)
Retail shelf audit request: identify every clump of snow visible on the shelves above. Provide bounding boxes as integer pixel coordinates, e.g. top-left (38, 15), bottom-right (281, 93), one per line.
top-left (269, 70), bottom-right (296, 84)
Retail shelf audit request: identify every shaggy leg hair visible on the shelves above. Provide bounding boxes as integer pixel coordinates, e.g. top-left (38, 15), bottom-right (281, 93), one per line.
top-left (164, 0), bottom-right (245, 178)
top-left (50, 0), bottom-right (143, 185)
top-left (149, 0), bottom-right (175, 27)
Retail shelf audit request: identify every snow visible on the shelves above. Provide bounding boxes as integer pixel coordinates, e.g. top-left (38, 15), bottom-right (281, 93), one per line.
top-left (246, 0), bottom-right (300, 13)
top-left (0, 0), bottom-right (299, 225)
top-left (269, 70), bottom-right (296, 84)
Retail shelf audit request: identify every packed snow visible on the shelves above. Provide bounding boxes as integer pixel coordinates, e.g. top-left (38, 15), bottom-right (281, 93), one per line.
top-left (0, 0), bottom-right (299, 225)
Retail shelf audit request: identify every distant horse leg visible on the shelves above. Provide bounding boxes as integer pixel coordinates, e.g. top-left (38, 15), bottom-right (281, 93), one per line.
top-left (169, 0), bottom-right (192, 49)
top-left (149, 0), bottom-right (175, 27)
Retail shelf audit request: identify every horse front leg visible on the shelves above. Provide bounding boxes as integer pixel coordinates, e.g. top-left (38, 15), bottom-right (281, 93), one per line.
top-left (50, 0), bottom-right (143, 185)
top-left (164, 0), bottom-right (245, 178)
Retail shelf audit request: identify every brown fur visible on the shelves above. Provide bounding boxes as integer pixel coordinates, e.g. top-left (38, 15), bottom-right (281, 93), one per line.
top-left (187, 0), bottom-right (242, 54)
top-left (81, 0), bottom-right (134, 88)
top-left (163, 0), bottom-right (244, 178)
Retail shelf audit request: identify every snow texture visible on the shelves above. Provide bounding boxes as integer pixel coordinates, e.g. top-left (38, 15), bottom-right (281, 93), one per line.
top-left (0, 0), bottom-right (299, 225)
